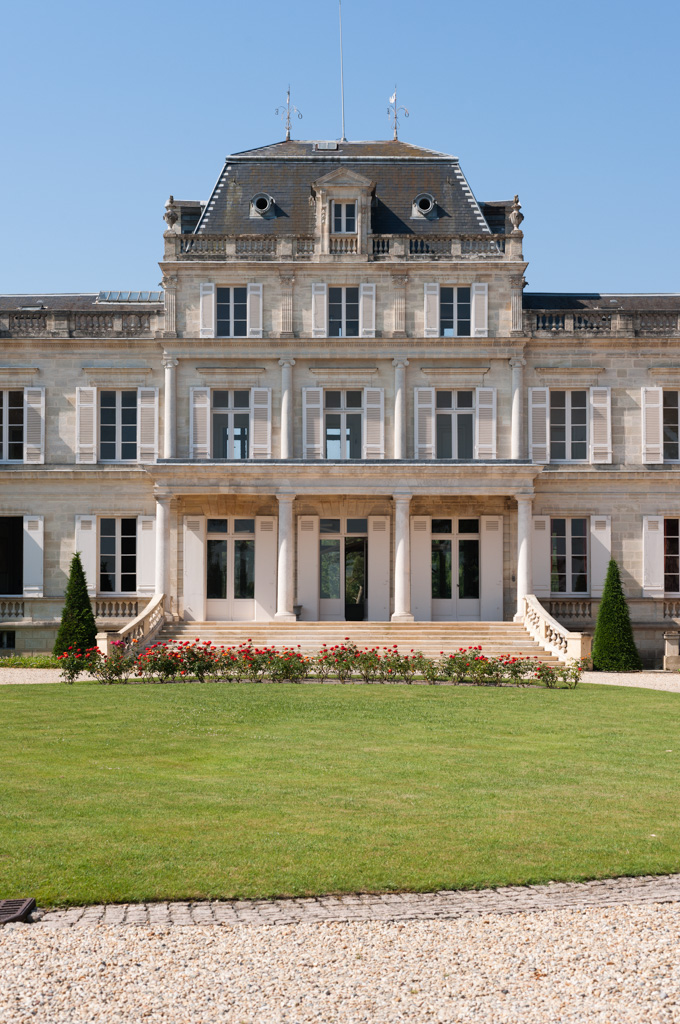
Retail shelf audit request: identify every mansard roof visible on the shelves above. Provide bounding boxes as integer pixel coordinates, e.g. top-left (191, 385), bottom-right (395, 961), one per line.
top-left (523, 293), bottom-right (680, 311)
top-left (0, 293), bottom-right (164, 311)
top-left (196, 138), bottom-right (493, 237)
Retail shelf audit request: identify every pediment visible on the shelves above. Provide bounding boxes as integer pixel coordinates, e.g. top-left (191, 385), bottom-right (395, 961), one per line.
top-left (312, 167), bottom-right (374, 191)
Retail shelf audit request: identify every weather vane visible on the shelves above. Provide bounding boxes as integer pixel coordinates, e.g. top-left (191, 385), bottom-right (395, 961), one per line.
top-left (387, 86), bottom-right (409, 141)
top-left (275, 86), bottom-right (302, 142)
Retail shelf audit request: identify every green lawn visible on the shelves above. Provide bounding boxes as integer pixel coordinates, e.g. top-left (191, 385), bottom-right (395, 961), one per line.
top-left (0, 682), bottom-right (678, 906)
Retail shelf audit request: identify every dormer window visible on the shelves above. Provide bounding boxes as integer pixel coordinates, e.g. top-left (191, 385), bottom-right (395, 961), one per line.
top-left (250, 193), bottom-right (275, 218)
top-left (332, 201), bottom-right (356, 234)
top-left (412, 193), bottom-right (438, 220)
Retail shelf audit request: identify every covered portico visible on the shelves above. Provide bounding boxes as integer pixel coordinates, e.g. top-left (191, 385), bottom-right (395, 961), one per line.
top-left (148, 461), bottom-right (542, 624)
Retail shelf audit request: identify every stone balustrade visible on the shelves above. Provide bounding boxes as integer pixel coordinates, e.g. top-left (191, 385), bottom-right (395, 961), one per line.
top-left (0, 600), bottom-right (24, 620)
top-left (0, 309), bottom-right (160, 339)
top-left (96, 593), bottom-right (166, 656)
top-left (522, 594), bottom-right (591, 663)
top-left (546, 598), bottom-right (593, 622)
top-left (526, 309), bottom-right (680, 337)
top-left (95, 600), bottom-right (140, 620)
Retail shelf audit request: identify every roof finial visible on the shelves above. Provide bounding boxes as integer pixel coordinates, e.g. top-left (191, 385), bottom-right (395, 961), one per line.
top-left (387, 86), bottom-right (409, 141)
top-left (275, 86), bottom-right (302, 142)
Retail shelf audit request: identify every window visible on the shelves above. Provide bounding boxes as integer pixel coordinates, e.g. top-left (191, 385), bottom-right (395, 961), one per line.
top-left (324, 390), bottom-right (363, 459)
top-left (99, 518), bottom-right (137, 594)
top-left (206, 518), bottom-right (255, 601)
top-left (211, 390), bottom-right (251, 459)
top-left (550, 518), bottom-right (588, 594)
top-left (0, 517), bottom-right (23, 595)
top-left (440, 287), bottom-right (471, 337)
top-left (216, 286), bottom-right (248, 338)
top-left (549, 391), bottom-right (588, 461)
top-left (0, 631), bottom-right (15, 650)
top-left (99, 391), bottom-right (137, 461)
top-left (663, 392), bottom-right (679, 461)
top-left (0, 391), bottom-right (23, 461)
top-left (328, 287), bottom-right (359, 337)
top-left (332, 202), bottom-right (356, 234)
top-left (665, 519), bottom-right (679, 593)
top-left (435, 391), bottom-right (475, 459)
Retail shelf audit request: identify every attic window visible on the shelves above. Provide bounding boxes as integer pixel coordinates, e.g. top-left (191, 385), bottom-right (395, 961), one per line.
top-left (316, 141), bottom-right (338, 151)
top-left (19, 304), bottom-right (44, 311)
top-left (250, 193), bottom-right (274, 218)
top-left (413, 193), bottom-right (437, 219)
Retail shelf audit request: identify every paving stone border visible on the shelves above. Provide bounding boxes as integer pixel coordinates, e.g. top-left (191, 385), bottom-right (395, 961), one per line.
top-left (28, 873), bottom-right (680, 928)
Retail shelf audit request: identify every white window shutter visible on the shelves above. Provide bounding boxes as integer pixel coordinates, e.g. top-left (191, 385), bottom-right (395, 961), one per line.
top-left (247, 282), bottom-right (263, 338)
top-left (590, 387), bottom-right (612, 464)
top-left (410, 517), bottom-right (432, 621)
top-left (254, 516), bottom-right (277, 620)
top-left (359, 283), bottom-right (376, 338)
top-left (199, 283), bottom-right (215, 338)
top-left (251, 387), bottom-right (272, 459)
top-left (297, 515), bottom-right (320, 620)
top-left (23, 387), bottom-right (45, 465)
top-left (423, 283), bottom-right (439, 338)
top-left (475, 387), bottom-right (496, 459)
top-left (76, 386), bottom-right (97, 464)
top-left (590, 515), bottom-right (611, 598)
top-left (183, 516), bottom-right (206, 620)
top-left (363, 387), bottom-right (384, 459)
top-left (532, 515), bottom-right (551, 597)
top-left (642, 387), bottom-right (663, 464)
top-left (190, 387), bottom-right (210, 459)
top-left (137, 516), bottom-right (156, 596)
top-left (414, 387), bottom-right (435, 459)
top-left (23, 515), bottom-right (44, 598)
top-left (303, 387), bottom-right (323, 459)
top-left (137, 387), bottom-right (158, 463)
top-left (367, 516), bottom-right (390, 621)
top-left (642, 516), bottom-right (664, 598)
top-left (312, 283), bottom-right (328, 338)
top-left (480, 515), bottom-right (503, 619)
top-left (471, 282), bottom-right (489, 337)
top-left (529, 387), bottom-right (549, 463)
top-left (75, 514), bottom-right (97, 596)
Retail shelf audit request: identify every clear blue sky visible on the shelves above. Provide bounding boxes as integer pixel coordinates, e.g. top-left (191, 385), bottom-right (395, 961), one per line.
top-left (2, 0), bottom-right (678, 295)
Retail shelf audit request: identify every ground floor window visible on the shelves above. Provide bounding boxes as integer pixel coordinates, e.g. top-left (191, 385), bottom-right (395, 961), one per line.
top-left (665, 519), bottom-right (680, 593)
top-left (0, 517), bottom-right (23, 595)
top-left (550, 517), bottom-right (588, 594)
top-left (431, 518), bottom-right (479, 601)
top-left (319, 518), bottom-right (368, 620)
top-left (206, 519), bottom-right (255, 600)
top-left (99, 518), bottom-right (137, 594)
top-left (0, 630), bottom-right (15, 649)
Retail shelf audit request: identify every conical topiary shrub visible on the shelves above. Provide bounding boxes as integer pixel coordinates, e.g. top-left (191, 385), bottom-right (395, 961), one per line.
top-left (591, 559), bottom-right (642, 671)
top-left (53, 552), bottom-right (98, 656)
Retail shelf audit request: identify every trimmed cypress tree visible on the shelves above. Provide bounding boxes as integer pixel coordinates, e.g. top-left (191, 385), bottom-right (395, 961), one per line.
top-left (53, 552), bottom-right (98, 656)
top-left (591, 559), bottom-right (642, 671)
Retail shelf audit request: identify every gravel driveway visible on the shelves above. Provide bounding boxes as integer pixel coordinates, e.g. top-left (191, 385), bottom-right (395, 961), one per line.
top-left (2, 904), bottom-right (679, 1023)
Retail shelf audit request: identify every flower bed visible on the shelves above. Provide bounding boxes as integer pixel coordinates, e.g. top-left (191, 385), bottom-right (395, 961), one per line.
top-left (57, 639), bottom-right (584, 688)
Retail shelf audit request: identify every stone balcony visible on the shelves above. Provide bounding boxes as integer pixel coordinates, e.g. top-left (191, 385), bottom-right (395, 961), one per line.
top-left (524, 309), bottom-right (680, 338)
top-left (167, 232), bottom-right (521, 262)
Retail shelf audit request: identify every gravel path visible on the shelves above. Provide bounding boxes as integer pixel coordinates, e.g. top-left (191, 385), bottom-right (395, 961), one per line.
top-left (2, 667), bottom-right (680, 691)
top-left (2, 904), bottom-right (679, 1023)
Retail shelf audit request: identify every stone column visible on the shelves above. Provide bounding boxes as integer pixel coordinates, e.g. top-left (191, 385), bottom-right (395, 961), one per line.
top-left (279, 358), bottom-right (295, 459)
top-left (155, 495), bottom-right (171, 596)
top-left (275, 494), bottom-right (296, 620)
top-left (509, 355), bottom-right (525, 460)
top-left (392, 358), bottom-right (408, 459)
top-left (391, 494), bottom-right (414, 622)
top-left (162, 351), bottom-right (178, 459)
top-left (514, 495), bottom-right (533, 620)
top-left (280, 274), bottom-right (294, 337)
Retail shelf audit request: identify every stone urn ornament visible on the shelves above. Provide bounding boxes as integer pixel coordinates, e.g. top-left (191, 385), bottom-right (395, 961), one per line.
top-left (163, 195), bottom-right (179, 230)
top-left (510, 194), bottom-right (524, 233)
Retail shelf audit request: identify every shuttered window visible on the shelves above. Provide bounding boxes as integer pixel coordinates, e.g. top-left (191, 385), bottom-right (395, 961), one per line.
top-left (99, 517), bottom-right (137, 594)
top-left (663, 392), bottom-right (680, 461)
top-left (328, 287), bottom-right (359, 338)
top-left (665, 519), bottom-right (680, 593)
top-left (191, 387), bottom-right (271, 460)
top-left (0, 391), bottom-right (24, 461)
top-left (550, 518), bottom-right (589, 594)
top-left (435, 390), bottom-right (474, 458)
top-left (99, 390), bottom-right (137, 461)
top-left (440, 287), bottom-right (471, 337)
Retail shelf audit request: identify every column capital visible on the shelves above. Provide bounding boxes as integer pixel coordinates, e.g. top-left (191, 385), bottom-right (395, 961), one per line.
top-left (509, 355), bottom-right (526, 369)
top-left (514, 492), bottom-right (534, 505)
top-left (393, 492), bottom-right (412, 503)
top-left (276, 492), bottom-right (296, 503)
top-left (392, 357), bottom-right (409, 369)
top-left (278, 357), bottom-right (296, 367)
top-left (162, 351), bottom-right (178, 369)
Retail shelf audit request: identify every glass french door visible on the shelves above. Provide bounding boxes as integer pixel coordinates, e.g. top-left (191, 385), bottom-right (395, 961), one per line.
top-left (431, 518), bottom-right (480, 621)
top-left (205, 518), bottom-right (255, 621)
top-left (319, 518), bottom-right (368, 621)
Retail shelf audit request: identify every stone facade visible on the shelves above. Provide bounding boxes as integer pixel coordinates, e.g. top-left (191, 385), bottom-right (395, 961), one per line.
top-left (1, 139), bottom-right (679, 664)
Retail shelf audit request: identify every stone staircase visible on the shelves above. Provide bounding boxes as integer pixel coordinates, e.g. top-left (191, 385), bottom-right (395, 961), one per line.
top-left (152, 621), bottom-right (562, 664)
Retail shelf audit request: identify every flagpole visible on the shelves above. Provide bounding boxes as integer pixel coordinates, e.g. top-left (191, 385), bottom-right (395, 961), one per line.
top-left (339, 0), bottom-right (347, 141)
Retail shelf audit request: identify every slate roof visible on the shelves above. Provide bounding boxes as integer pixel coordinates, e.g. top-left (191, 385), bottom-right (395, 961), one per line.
top-left (0, 293), bottom-right (164, 311)
top-left (196, 139), bottom-right (495, 238)
top-left (523, 293), bottom-right (680, 311)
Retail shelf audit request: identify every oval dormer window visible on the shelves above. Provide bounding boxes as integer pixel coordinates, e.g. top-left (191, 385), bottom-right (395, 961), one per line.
top-left (251, 193), bottom-right (274, 216)
top-left (414, 193), bottom-right (436, 216)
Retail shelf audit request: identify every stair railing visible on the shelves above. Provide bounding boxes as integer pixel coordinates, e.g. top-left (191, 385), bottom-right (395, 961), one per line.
top-left (522, 595), bottom-right (591, 663)
top-left (95, 594), bottom-right (166, 655)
